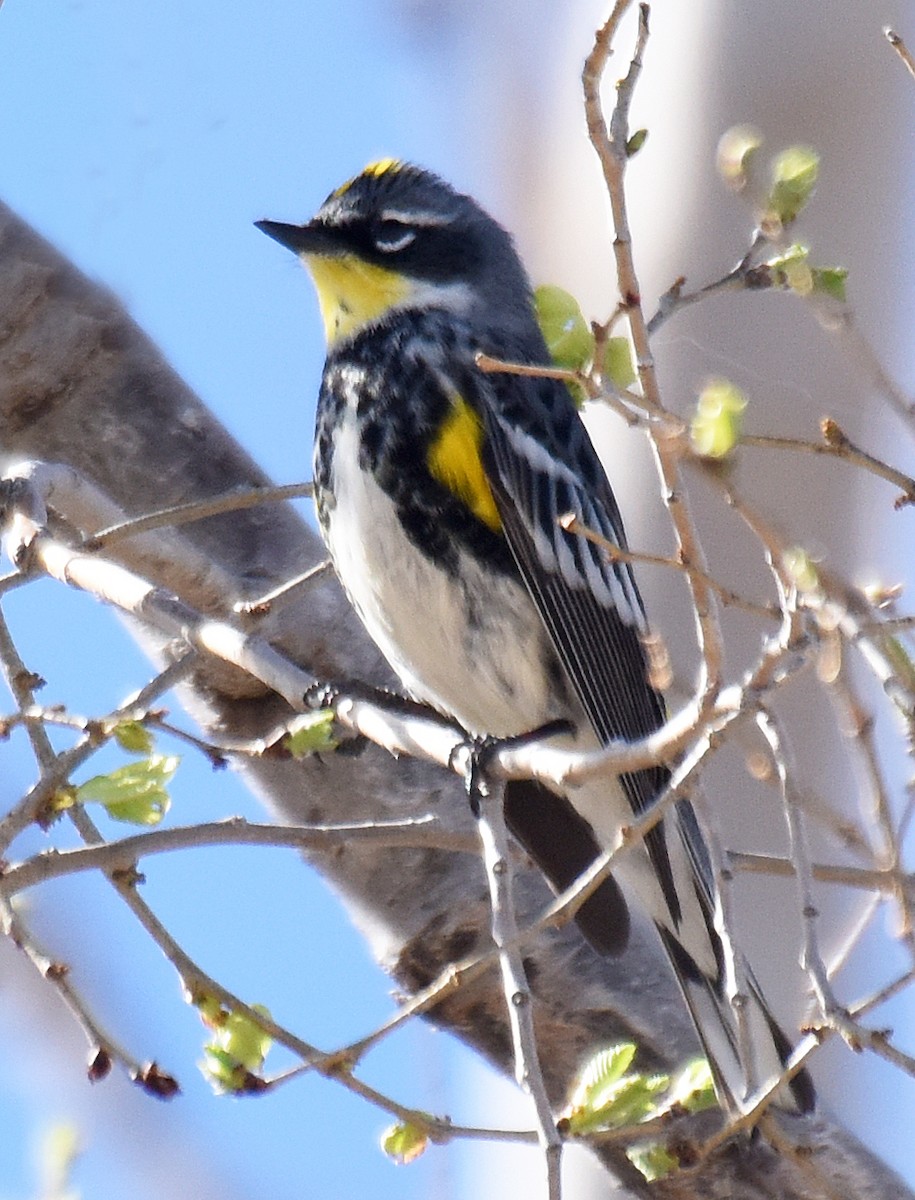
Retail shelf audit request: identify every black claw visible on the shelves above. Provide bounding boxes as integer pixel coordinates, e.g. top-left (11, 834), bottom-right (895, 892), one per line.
top-left (305, 676), bottom-right (447, 721)
top-left (455, 720), bottom-right (579, 818)
top-left (445, 733), bottom-right (494, 815)
top-left (303, 679), bottom-right (343, 711)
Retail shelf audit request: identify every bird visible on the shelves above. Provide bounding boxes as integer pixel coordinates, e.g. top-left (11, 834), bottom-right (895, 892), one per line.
top-left (256, 159), bottom-right (814, 1115)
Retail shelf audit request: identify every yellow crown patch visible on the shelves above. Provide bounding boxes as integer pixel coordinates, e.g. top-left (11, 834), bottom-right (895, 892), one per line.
top-left (332, 158), bottom-right (402, 199)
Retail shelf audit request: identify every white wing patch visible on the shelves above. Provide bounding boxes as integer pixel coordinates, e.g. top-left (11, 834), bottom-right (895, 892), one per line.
top-left (501, 422), bottom-right (643, 628)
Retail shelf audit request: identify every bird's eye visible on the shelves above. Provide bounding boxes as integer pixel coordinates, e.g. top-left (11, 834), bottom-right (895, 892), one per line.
top-left (373, 219), bottom-right (417, 254)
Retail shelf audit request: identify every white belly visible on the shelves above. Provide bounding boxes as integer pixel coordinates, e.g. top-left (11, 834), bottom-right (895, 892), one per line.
top-left (322, 409), bottom-right (556, 736)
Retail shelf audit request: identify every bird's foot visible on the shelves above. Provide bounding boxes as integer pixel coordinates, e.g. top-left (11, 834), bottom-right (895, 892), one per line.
top-left (450, 719), bottom-right (576, 816)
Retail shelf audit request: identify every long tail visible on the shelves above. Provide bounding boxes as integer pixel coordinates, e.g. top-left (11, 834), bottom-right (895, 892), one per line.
top-left (504, 778), bottom-right (815, 1114)
top-left (657, 927), bottom-right (816, 1115)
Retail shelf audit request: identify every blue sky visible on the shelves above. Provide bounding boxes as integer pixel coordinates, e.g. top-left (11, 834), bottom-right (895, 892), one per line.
top-left (2, 1), bottom-right (915, 1196)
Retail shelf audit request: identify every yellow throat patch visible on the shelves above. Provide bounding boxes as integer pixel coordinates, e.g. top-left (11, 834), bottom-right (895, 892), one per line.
top-left (306, 253), bottom-right (410, 346)
top-left (427, 396), bottom-right (502, 532)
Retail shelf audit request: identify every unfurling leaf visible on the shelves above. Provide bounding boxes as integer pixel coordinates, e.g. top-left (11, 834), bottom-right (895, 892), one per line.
top-left (111, 719), bottom-right (155, 754)
top-left (200, 1003), bottom-right (273, 1094)
top-left (765, 145), bottom-right (819, 228)
top-left (783, 546), bottom-right (820, 593)
top-left (628, 1141), bottom-right (680, 1181)
top-left (283, 710), bottom-right (338, 757)
top-left (77, 754), bottom-right (179, 825)
top-left (811, 265), bottom-right (848, 302)
top-left (765, 243), bottom-right (814, 295)
top-left (717, 124), bottom-right (763, 192)
top-left (380, 1120), bottom-right (429, 1165)
top-left (563, 1044), bottom-right (717, 1180)
top-left (564, 1042), bottom-right (668, 1135)
top-left (690, 379), bottom-right (748, 459)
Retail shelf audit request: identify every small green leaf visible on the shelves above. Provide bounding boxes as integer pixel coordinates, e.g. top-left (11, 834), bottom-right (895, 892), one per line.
top-left (77, 754), bottom-right (179, 825)
top-left (200, 1045), bottom-right (251, 1094)
top-left (690, 379), bottom-right (748, 459)
top-left (765, 243), bottom-right (813, 295)
top-left (811, 265), bottom-right (848, 302)
top-left (112, 719), bottom-right (155, 754)
top-left (603, 337), bottom-right (636, 389)
top-left (380, 1120), bottom-right (429, 1165)
top-left (534, 285), bottom-right (595, 373)
top-left (564, 1043), bottom-right (671, 1135)
top-left (570, 1043), bottom-right (638, 1109)
top-left (766, 145), bottom-right (819, 227)
top-left (200, 1003), bottom-right (273, 1094)
top-left (766, 246), bottom-right (847, 302)
top-left (37, 1121), bottom-right (82, 1197)
top-left (881, 635), bottom-right (915, 695)
top-left (667, 1057), bottom-right (717, 1113)
top-left (283, 710), bottom-right (338, 757)
top-left (717, 124), bottom-right (764, 192)
top-left (566, 1049), bottom-right (717, 1174)
top-left (782, 546), bottom-right (819, 593)
top-left (626, 128), bottom-right (648, 157)
top-left (567, 1073), bottom-right (669, 1134)
top-left (221, 1005), bottom-right (273, 1071)
top-left (627, 1141), bottom-right (679, 1181)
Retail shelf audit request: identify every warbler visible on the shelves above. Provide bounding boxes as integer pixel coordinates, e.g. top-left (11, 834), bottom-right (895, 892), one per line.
top-left (257, 159), bottom-right (814, 1114)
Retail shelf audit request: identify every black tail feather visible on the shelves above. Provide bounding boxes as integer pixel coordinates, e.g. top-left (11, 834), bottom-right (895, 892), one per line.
top-left (503, 779), bottom-right (630, 956)
top-left (658, 926), bottom-right (815, 1114)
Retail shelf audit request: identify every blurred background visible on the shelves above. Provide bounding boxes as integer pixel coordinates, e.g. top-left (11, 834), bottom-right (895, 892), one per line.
top-left (1, 1), bottom-right (914, 1196)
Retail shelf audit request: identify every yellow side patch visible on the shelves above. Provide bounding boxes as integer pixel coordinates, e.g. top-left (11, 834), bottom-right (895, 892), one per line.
top-left (427, 397), bottom-right (502, 532)
top-left (332, 158), bottom-right (402, 199)
top-left (305, 253), bottom-right (410, 345)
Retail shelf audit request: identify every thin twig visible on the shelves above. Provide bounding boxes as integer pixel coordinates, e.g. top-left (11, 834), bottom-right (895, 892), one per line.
top-left (648, 231), bottom-right (769, 336)
top-left (475, 351), bottom-right (590, 390)
top-left (693, 788), bottom-right (760, 1104)
top-left (823, 893), bottom-right (883, 986)
top-left (84, 482), bottom-right (314, 550)
top-left (742, 423), bottom-right (915, 506)
top-left (886, 26), bottom-right (915, 82)
top-left (756, 708), bottom-right (893, 1067)
top-left (234, 559), bottom-right (332, 617)
top-left (728, 851), bottom-right (915, 899)
top-left (475, 786), bottom-right (562, 1198)
top-left (1, 816), bottom-right (470, 896)
top-left (560, 513), bottom-right (779, 621)
top-left (758, 1112), bottom-right (848, 1200)
top-left (823, 657), bottom-right (915, 944)
top-left (825, 308), bottom-right (915, 426)
top-left (583, 0), bottom-right (725, 717)
top-left (0, 892), bottom-right (151, 1085)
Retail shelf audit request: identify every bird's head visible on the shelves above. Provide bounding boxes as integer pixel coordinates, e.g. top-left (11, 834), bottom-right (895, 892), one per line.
top-left (257, 159), bottom-right (533, 347)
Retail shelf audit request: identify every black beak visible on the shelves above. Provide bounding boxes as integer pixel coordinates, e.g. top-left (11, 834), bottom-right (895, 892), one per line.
top-left (255, 218), bottom-right (336, 256)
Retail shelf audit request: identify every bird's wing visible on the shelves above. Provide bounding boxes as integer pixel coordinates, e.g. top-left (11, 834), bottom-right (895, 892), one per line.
top-left (466, 360), bottom-right (817, 1114)
top-left (468, 362), bottom-right (683, 922)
